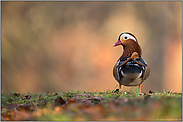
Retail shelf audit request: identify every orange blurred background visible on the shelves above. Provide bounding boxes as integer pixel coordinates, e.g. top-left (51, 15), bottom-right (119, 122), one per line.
top-left (1, 1), bottom-right (182, 93)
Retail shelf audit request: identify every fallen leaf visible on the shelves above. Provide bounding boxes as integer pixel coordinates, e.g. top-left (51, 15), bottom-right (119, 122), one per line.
top-left (13, 92), bottom-right (21, 97)
top-left (22, 94), bottom-right (31, 100)
top-left (67, 98), bottom-right (77, 104)
top-left (148, 90), bottom-right (155, 94)
top-left (18, 104), bottom-right (32, 112)
top-left (54, 96), bottom-right (66, 106)
top-left (7, 103), bottom-right (18, 109)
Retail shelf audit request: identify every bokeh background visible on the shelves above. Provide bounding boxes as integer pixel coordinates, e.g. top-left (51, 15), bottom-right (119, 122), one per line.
top-left (1, 1), bottom-right (182, 93)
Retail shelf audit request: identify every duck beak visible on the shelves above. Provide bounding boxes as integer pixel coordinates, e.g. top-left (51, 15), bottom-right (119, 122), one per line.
top-left (113, 40), bottom-right (122, 47)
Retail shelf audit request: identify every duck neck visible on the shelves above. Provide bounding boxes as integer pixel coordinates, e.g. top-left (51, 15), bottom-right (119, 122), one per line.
top-left (121, 42), bottom-right (142, 59)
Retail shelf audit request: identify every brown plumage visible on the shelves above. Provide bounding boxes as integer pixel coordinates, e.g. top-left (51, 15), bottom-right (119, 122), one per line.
top-left (121, 40), bottom-right (142, 58)
top-left (117, 52), bottom-right (147, 68)
top-left (113, 32), bottom-right (150, 93)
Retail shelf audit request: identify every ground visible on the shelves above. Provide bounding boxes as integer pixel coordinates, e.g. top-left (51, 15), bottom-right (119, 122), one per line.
top-left (1, 89), bottom-right (182, 121)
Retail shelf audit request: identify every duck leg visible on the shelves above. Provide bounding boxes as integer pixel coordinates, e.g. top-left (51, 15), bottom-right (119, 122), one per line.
top-left (119, 84), bottom-right (121, 89)
top-left (139, 84), bottom-right (141, 93)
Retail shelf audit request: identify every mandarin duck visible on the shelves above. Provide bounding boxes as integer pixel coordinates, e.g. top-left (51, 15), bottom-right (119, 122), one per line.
top-left (113, 32), bottom-right (150, 93)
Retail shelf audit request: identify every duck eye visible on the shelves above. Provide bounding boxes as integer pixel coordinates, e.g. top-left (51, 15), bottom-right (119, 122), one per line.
top-left (124, 36), bottom-right (128, 39)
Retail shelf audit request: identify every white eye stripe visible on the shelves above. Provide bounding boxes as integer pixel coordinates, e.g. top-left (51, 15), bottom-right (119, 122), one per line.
top-left (120, 34), bottom-right (137, 42)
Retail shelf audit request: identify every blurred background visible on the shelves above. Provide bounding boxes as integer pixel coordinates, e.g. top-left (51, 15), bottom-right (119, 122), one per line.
top-left (1, 1), bottom-right (182, 93)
